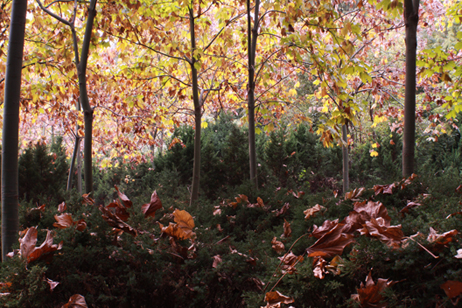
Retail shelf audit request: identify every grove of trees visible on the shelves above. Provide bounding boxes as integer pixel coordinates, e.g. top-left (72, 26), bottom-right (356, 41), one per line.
top-left (1, 0), bottom-right (462, 306)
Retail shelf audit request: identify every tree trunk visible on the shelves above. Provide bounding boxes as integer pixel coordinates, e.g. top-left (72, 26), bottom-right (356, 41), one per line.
top-left (189, 7), bottom-right (201, 205)
top-left (1, 0), bottom-right (27, 261)
top-left (78, 0), bottom-right (97, 193)
top-left (402, 0), bottom-right (419, 177)
top-left (342, 124), bottom-right (349, 193)
top-left (247, 0), bottom-right (260, 187)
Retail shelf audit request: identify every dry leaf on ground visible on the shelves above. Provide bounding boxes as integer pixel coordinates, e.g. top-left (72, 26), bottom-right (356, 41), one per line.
top-left (62, 294), bottom-right (87, 308)
top-left (141, 190), bottom-right (162, 218)
top-left (351, 272), bottom-right (394, 308)
top-left (262, 291), bottom-right (294, 308)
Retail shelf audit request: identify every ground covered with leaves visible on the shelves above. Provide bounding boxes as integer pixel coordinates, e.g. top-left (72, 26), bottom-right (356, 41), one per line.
top-left (2, 123), bottom-right (462, 307)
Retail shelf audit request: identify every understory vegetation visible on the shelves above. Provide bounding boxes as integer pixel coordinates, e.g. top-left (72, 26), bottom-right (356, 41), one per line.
top-left (1, 118), bottom-right (462, 307)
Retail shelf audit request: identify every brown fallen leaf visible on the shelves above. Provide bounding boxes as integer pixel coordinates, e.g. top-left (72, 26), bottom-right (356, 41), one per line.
top-left (99, 205), bottom-right (138, 236)
top-left (313, 257), bottom-right (327, 279)
top-left (46, 278), bottom-right (59, 291)
top-left (257, 197), bottom-right (265, 207)
top-left (373, 183), bottom-right (396, 195)
top-left (62, 294), bottom-right (87, 308)
top-left (304, 204), bottom-right (325, 220)
top-left (345, 187), bottom-right (366, 200)
top-left (114, 185), bottom-right (132, 208)
top-left (399, 201), bottom-right (421, 215)
top-left (262, 291), bottom-right (294, 308)
top-left (273, 202), bottom-right (290, 217)
top-left (281, 219), bottom-right (292, 238)
top-left (353, 200), bottom-right (391, 224)
top-left (53, 214), bottom-right (87, 231)
top-left (58, 202), bottom-right (67, 213)
top-left (360, 217), bottom-right (404, 249)
top-left (440, 280), bottom-right (462, 299)
top-left (455, 249), bottom-right (462, 259)
top-left (106, 201), bottom-right (130, 222)
top-left (212, 255), bottom-right (222, 268)
top-left (312, 219), bottom-right (340, 239)
top-left (271, 237), bottom-right (285, 254)
top-left (141, 190), bottom-right (163, 218)
top-left (18, 228), bottom-right (62, 263)
top-left (160, 209), bottom-right (196, 240)
top-left (351, 272), bottom-right (394, 308)
top-left (306, 223), bottom-right (355, 258)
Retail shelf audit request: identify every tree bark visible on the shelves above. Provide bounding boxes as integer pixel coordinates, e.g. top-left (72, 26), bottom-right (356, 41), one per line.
top-left (402, 0), bottom-right (419, 177)
top-left (342, 124), bottom-right (349, 193)
top-left (247, 0), bottom-right (260, 187)
top-left (1, 0), bottom-right (27, 261)
top-left (189, 7), bottom-right (201, 205)
top-left (78, 0), bottom-right (97, 193)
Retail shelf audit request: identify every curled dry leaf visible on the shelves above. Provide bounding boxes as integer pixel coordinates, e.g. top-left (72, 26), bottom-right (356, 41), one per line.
top-left (160, 209), bottom-right (195, 240)
top-left (353, 200), bottom-right (391, 224)
top-left (46, 278), bottom-right (59, 291)
top-left (58, 202), bottom-right (66, 213)
top-left (62, 294), bottom-right (88, 308)
top-left (114, 185), bottom-right (132, 208)
top-left (312, 219), bottom-right (339, 239)
top-left (81, 193), bottom-right (94, 205)
top-left (213, 206), bottom-right (222, 216)
top-left (18, 227), bottom-right (62, 263)
top-left (351, 272), bottom-right (394, 308)
top-left (257, 197), bottom-right (265, 207)
top-left (54, 213), bottom-right (87, 231)
top-left (212, 255), bottom-right (222, 268)
top-left (325, 255), bottom-right (344, 275)
top-left (306, 223), bottom-right (355, 258)
top-left (345, 187), bottom-right (366, 200)
top-left (278, 252), bottom-right (303, 274)
top-left (427, 227), bottom-right (458, 246)
top-left (273, 202), bottom-right (290, 217)
top-left (106, 201), bottom-right (130, 222)
top-left (440, 280), bottom-right (462, 299)
top-left (304, 204), bottom-right (325, 220)
top-left (141, 190), bottom-right (162, 218)
top-left (373, 183), bottom-right (396, 195)
top-left (262, 291), bottom-right (294, 308)
top-left (313, 257), bottom-right (327, 279)
top-left (99, 205), bottom-right (138, 236)
top-left (271, 237), bottom-right (285, 254)
top-left (282, 219), bottom-right (292, 238)
top-left (400, 201), bottom-right (421, 215)
top-left (360, 217), bottom-right (404, 249)
top-left (455, 248), bottom-right (462, 259)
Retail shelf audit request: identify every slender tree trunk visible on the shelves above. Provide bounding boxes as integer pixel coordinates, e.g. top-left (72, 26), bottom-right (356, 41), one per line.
top-left (247, 0), bottom-right (260, 187)
top-left (342, 124), bottom-right (349, 193)
top-left (78, 0), bottom-right (97, 193)
top-left (1, 0), bottom-right (27, 261)
top-left (67, 100), bottom-right (81, 191)
top-left (77, 146), bottom-right (82, 194)
top-left (189, 7), bottom-right (201, 205)
top-left (402, 0), bottom-right (419, 177)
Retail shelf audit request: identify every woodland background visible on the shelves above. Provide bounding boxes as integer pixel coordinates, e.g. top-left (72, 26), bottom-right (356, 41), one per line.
top-left (0, 0), bottom-right (462, 307)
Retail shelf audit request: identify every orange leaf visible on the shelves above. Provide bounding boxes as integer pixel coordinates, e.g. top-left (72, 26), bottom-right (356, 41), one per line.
top-left (440, 280), bottom-right (462, 299)
top-left (312, 219), bottom-right (339, 239)
top-left (257, 197), bottom-right (265, 207)
top-left (262, 291), bottom-right (294, 308)
top-left (114, 185), bottom-right (132, 208)
top-left (273, 202), bottom-right (290, 217)
top-left (173, 209), bottom-right (195, 239)
top-left (306, 223), bottom-right (355, 258)
top-left (62, 294), bottom-right (87, 308)
top-left (141, 190), bottom-right (163, 218)
top-left (58, 202), bottom-right (67, 213)
top-left (106, 201), bottom-right (130, 221)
